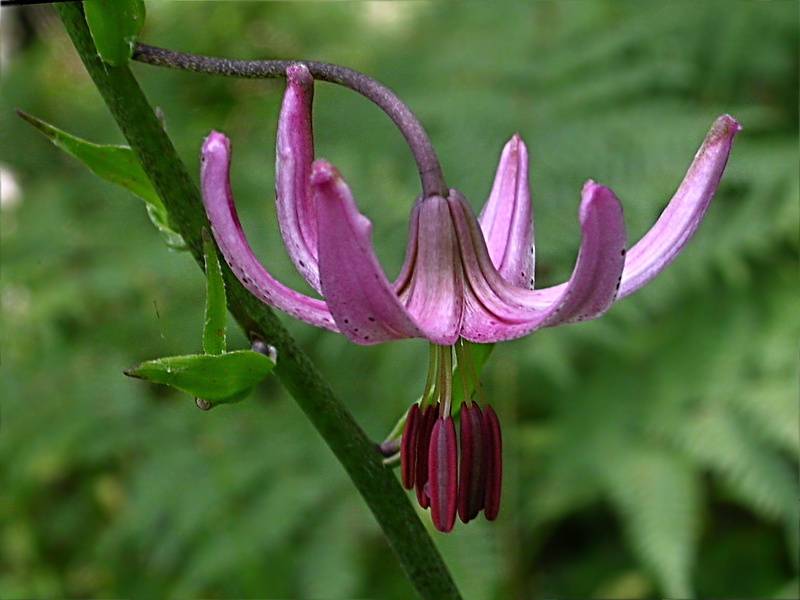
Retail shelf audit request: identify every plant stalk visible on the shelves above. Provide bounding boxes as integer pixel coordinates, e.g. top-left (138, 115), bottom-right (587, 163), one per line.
top-left (54, 4), bottom-right (460, 599)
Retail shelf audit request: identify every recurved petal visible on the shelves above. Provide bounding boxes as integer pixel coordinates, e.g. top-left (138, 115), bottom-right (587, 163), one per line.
top-left (478, 135), bottom-right (534, 288)
top-left (201, 132), bottom-right (337, 332)
top-left (538, 181), bottom-right (628, 324)
top-left (275, 64), bottom-right (322, 294)
top-left (393, 195), bottom-right (464, 346)
top-left (617, 114), bottom-right (740, 299)
top-left (312, 160), bottom-right (426, 345)
top-left (450, 185), bottom-right (626, 342)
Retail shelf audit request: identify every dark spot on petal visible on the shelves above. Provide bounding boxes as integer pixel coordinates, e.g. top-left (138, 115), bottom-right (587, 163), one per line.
top-left (343, 319), bottom-right (350, 324)
top-left (621, 248), bottom-right (627, 256)
top-left (368, 317), bottom-right (376, 322)
top-left (299, 260), bottom-right (305, 267)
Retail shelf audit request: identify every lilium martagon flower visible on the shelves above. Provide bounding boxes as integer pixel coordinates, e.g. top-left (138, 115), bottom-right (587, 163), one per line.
top-left (201, 63), bottom-right (740, 533)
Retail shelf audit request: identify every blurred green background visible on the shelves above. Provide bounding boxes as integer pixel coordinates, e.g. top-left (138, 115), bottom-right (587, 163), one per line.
top-left (1, 2), bottom-right (797, 599)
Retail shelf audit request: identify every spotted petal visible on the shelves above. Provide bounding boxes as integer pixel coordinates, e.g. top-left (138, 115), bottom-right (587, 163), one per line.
top-left (312, 160), bottom-right (426, 345)
top-left (617, 114), bottom-right (741, 298)
top-left (201, 132), bottom-right (337, 332)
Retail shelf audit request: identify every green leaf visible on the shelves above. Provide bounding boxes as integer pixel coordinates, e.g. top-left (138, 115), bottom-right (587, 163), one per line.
top-left (84, 0), bottom-right (146, 66)
top-left (17, 110), bottom-right (186, 249)
top-left (202, 230), bottom-right (227, 356)
top-left (125, 350), bottom-right (276, 408)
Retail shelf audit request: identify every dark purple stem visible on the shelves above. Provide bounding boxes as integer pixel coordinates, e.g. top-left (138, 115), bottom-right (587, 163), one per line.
top-left (132, 43), bottom-right (448, 198)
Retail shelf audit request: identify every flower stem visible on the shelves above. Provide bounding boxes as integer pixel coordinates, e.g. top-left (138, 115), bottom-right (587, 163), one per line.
top-left (132, 43), bottom-right (449, 198)
top-left (54, 5), bottom-right (460, 599)
top-left (454, 339), bottom-right (473, 407)
top-left (422, 343), bottom-right (439, 406)
top-left (439, 345), bottom-right (454, 417)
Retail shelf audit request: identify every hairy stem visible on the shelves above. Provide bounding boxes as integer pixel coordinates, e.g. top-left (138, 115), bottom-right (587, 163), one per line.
top-left (54, 4), bottom-right (460, 599)
top-left (133, 42), bottom-right (448, 198)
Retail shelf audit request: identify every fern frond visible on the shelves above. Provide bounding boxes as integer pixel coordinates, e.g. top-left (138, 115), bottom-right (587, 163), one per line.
top-left (599, 446), bottom-right (700, 599)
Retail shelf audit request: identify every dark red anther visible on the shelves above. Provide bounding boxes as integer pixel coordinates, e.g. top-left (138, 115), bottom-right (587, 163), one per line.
top-left (415, 404), bottom-right (437, 509)
top-left (429, 416), bottom-right (458, 533)
top-left (400, 403), bottom-right (421, 490)
top-left (458, 402), bottom-right (486, 523)
top-left (482, 405), bottom-right (502, 521)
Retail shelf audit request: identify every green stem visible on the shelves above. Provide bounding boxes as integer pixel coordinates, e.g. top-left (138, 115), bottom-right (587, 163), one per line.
top-left (54, 4), bottom-right (460, 599)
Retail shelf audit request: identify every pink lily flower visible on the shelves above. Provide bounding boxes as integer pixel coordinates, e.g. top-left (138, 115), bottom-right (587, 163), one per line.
top-left (202, 66), bottom-right (739, 347)
top-left (201, 64), bottom-right (739, 532)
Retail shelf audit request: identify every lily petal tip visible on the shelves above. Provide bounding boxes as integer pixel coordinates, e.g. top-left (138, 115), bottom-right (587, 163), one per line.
top-left (286, 62), bottom-right (313, 87)
top-left (581, 179), bottom-right (618, 206)
top-left (502, 133), bottom-right (528, 157)
top-left (310, 160), bottom-right (339, 186)
top-left (706, 115), bottom-right (742, 146)
top-left (202, 131), bottom-right (230, 154)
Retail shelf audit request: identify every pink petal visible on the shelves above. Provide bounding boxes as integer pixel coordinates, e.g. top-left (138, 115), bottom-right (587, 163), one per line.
top-left (275, 64), bottom-right (322, 293)
top-left (617, 114), bottom-right (741, 298)
top-left (393, 195), bottom-right (464, 346)
top-left (201, 132), bottom-right (337, 332)
top-left (449, 185), bottom-right (627, 342)
top-left (543, 181), bottom-right (628, 324)
top-left (478, 134), bottom-right (534, 288)
top-left (312, 160), bottom-right (426, 345)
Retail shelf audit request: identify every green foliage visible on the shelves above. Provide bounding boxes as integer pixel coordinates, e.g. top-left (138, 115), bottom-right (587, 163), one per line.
top-left (202, 229), bottom-right (227, 356)
top-left (17, 110), bottom-right (185, 249)
top-left (124, 350), bottom-right (275, 408)
top-left (2, 1), bottom-right (797, 599)
top-left (84, 0), bottom-right (145, 66)
top-left (123, 229), bottom-right (273, 409)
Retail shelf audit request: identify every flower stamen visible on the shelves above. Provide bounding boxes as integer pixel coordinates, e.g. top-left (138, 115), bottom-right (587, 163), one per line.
top-left (415, 404), bottom-right (437, 509)
top-left (400, 340), bottom-right (502, 531)
top-left (458, 401), bottom-right (486, 523)
top-left (429, 415), bottom-right (458, 532)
